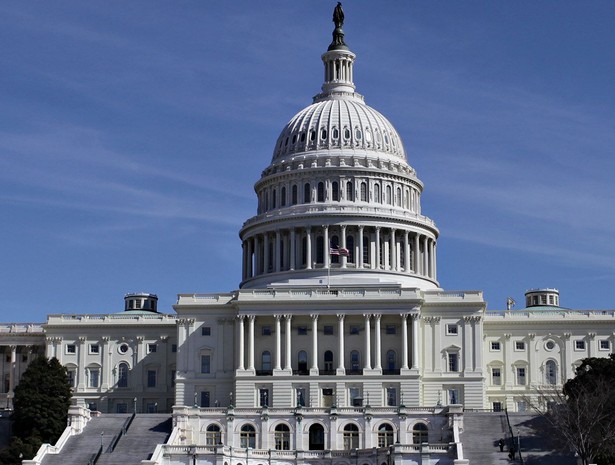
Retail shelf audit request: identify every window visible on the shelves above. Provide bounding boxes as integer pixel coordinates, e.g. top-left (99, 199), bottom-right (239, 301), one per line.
top-left (350, 351), bottom-right (361, 373)
top-left (147, 369), bottom-right (156, 388)
top-left (412, 423), bottom-right (428, 445)
top-left (448, 353), bottom-right (459, 372)
top-left (493, 402), bottom-right (502, 412)
top-left (201, 391), bottom-right (210, 407)
top-left (346, 182), bottom-right (354, 201)
top-left (275, 424), bottom-right (290, 450)
top-left (517, 367), bottom-right (526, 385)
top-left (261, 351), bottom-right (272, 372)
top-left (296, 388), bottom-right (306, 407)
top-left (291, 185), bottom-right (298, 205)
top-left (201, 355), bottom-right (211, 374)
top-left (262, 326), bottom-right (272, 336)
top-left (515, 341), bottom-right (525, 350)
top-left (89, 344), bottom-right (100, 354)
top-left (492, 367), bottom-right (501, 386)
top-left (118, 362), bottom-right (128, 388)
top-left (297, 350), bottom-right (308, 374)
top-left (304, 183), bottom-right (311, 203)
top-left (202, 327), bottom-right (211, 336)
top-left (317, 182), bottom-right (325, 202)
top-left (491, 342), bottom-right (501, 351)
top-left (67, 369), bottom-right (76, 388)
top-left (374, 184), bottom-right (381, 203)
top-left (280, 187), bottom-right (286, 206)
top-left (297, 326), bottom-right (308, 335)
top-left (171, 344), bottom-right (177, 352)
top-left (575, 340), bottom-right (586, 350)
top-left (332, 182), bottom-right (339, 201)
top-left (349, 387), bottom-right (362, 407)
top-left (116, 403), bottom-right (128, 413)
top-left (206, 424), bottom-right (221, 446)
top-left (343, 424), bottom-right (359, 450)
top-left (259, 388), bottom-right (269, 407)
top-left (240, 425), bottom-right (256, 449)
top-left (600, 340), bottom-right (610, 351)
top-left (386, 387), bottom-right (397, 406)
top-left (545, 360), bottom-right (557, 385)
top-left (119, 343), bottom-right (129, 354)
top-left (448, 388), bottom-right (460, 404)
top-left (378, 423), bottom-right (394, 447)
top-left (446, 324), bottom-right (458, 335)
top-left (324, 325), bottom-right (334, 335)
top-left (386, 350), bottom-right (396, 372)
top-left (88, 368), bottom-right (100, 388)
top-left (349, 325), bottom-right (360, 335)
top-left (324, 351), bottom-right (334, 372)
top-left (517, 401), bottom-right (527, 412)
top-left (147, 344), bottom-right (157, 353)
top-left (309, 423), bottom-right (325, 450)
top-left (360, 182), bottom-right (367, 201)
top-left (545, 340), bottom-right (556, 351)
top-left (66, 344), bottom-right (76, 354)
top-left (385, 325), bottom-right (396, 335)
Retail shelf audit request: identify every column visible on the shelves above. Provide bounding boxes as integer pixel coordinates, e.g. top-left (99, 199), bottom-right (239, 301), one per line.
top-left (238, 316), bottom-right (245, 370)
top-left (374, 314), bottom-right (382, 371)
top-left (274, 315), bottom-right (282, 371)
top-left (275, 231), bottom-right (281, 273)
top-left (241, 241), bottom-right (247, 281)
top-left (363, 314), bottom-right (372, 370)
top-left (411, 314), bottom-right (420, 370)
top-left (310, 314), bottom-right (319, 374)
top-left (323, 225), bottom-right (329, 268)
top-left (78, 337), bottom-right (86, 389)
top-left (433, 242), bottom-right (437, 280)
top-left (389, 228), bottom-right (396, 271)
top-left (422, 236), bottom-right (428, 277)
top-left (414, 234), bottom-right (420, 274)
top-left (306, 228), bottom-right (312, 269)
top-left (248, 315), bottom-right (255, 371)
top-left (341, 225), bottom-right (347, 268)
top-left (400, 315), bottom-right (409, 370)
top-left (358, 226), bottom-right (364, 268)
top-left (336, 314), bottom-right (345, 374)
top-left (290, 228), bottom-right (296, 270)
top-left (263, 233), bottom-right (270, 273)
top-left (247, 238), bottom-right (253, 278)
top-left (404, 231), bottom-right (410, 272)
top-left (8, 345), bottom-right (16, 399)
top-left (284, 315), bottom-right (292, 371)
top-left (254, 235), bottom-right (261, 275)
top-left (375, 227), bottom-right (381, 269)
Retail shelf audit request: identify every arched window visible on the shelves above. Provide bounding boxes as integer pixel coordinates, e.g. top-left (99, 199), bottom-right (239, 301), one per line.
top-left (324, 350), bottom-right (334, 373)
top-left (396, 187), bottom-right (402, 207)
top-left (308, 424), bottom-right (325, 450)
top-left (346, 236), bottom-right (354, 263)
top-left (412, 423), bottom-right (428, 444)
top-left (264, 191), bottom-right (269, 211)
top-left (360, 182), bottom-right (367, 201)
top-left (386, 350), bottom-right (396, 372)
top-left (118, 362), bottom-right (128, 388)
top-left (261, 351), bottom-right (272, 372)
top-left (316, 236), bottom-right (324, 264)
top-left (274, 424), bottom-right (290, 450)
top-left (545, 360), bottom-right (557, 385)
top-left (304, 183), bottom-right (311, 203)
top-left (272, 189), bottom-right (277, 209)
top-left (374, 184), bottom-right (381, 203)
top-left (317, 182), bottom-right (325, 202)
top-left (386, 185), bottom-right (392, 205)
top-left (343, 424), bottom-right (359, 450)
top-left (291, 185), bottom-right (298, 205)
top-left (281, 187), bottom-right (286, 207)
top-left (206, 424), bottom-right (222, 445)
top-left (346, 182), bottom-right (354, 201)
top-left (298, 350), bottom-right (308, 374)
top-left (377, 423), bottom-right (394, 447)
top-left (332, 182), bottom-right (339, 201)
top-left (350, 350), bottom-right (360, 372)
top-left (362, 235), bottom-right (369, 266)
top-left (240, 424), bottom-right (256, 449)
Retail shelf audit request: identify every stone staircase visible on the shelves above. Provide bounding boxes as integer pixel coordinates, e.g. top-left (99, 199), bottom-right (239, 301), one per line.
top-left (97, 414), bottom-right (172, 465)
top-left (42, 414), bottom-right (131, 465)
top-left (461, 412), bottom-right (577, 465)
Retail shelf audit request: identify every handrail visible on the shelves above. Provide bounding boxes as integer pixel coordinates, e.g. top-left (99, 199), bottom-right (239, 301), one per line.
top-left (504, 408), bottom-right (524, 465)
top-left (106, 413), bottom-right (135, 453)
top-left (88, 444), bottom-right (103, 465)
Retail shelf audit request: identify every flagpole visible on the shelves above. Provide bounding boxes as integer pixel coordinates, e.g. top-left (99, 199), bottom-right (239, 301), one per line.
top-left (327, 261), bottom-right (331, 289)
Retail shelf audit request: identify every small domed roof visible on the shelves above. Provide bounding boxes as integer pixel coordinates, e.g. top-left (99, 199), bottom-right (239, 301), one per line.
top-left (272, 98), bottom-right (406, 163)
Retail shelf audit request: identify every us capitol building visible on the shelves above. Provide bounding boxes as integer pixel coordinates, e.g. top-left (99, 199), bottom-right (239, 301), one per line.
top-left (6, 5), bottom-right (614, 465)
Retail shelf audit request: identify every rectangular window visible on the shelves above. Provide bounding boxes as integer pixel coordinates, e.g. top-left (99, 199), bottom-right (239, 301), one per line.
top-left (297, 326), bottom-right (308, 335)
top-left (147, 370), bottom-right (156, 388)
top-left (262, 326), bottom-right (272, 336)
top-left (517, 367), bottom-right (526, 385)
top-left (116, 403), bottom-right (128, 413)
top-left (600, 340), bottom-right (610, 351)
top-left (201, 391), bottom-right (210, 408)
top-left (259, 388), bottom-right (270, 407)
top-left (448, 388), bottom-right (459, 405)
top-left (492, 402), bottom-right (502, 412)
top-left (324, 325), bottom-right (334, 335)
top-left (349, 325), bottom-right (360, 335)
top-left (448, 353), bottom-right (459, 372)
top-left (446, 324), bottom-right (458, 335)
top-left (575, 340), bottom-right (586, 350)
top-left (349, 387), bottom-right (362, 407)
top-left (515, 341), bottom-right (525, 350)
top-left (66, 344), bottom-right (76, 354)
top-left (296, 387), bottom-right (307, 407)
top-left (147, 343), bottom-right (157, 353)
top-left (89, 344), bottom-right (100, 354)
top-left (492, 368), bottom-right (501, 385)
top-left (386, 387), bottom-right (397, 406)
top-left (201, 355), bottom-right (211, 374)
top-left (67, 369), bottom-right (76, 388)
top-left (89, 368), bottom-right (100, 388)
top-left (322, 388), bottom-right (334, 407)
top-left (490, 341), bottom-right (501, 351)
top-left (201, 326), bottom-right (211, 336)
top-left (517, 401), bottom-right (527, 412)
top-left (171, 344), bottom-right (177, 352)
top-left (385, 325), bottom-right (396, 335)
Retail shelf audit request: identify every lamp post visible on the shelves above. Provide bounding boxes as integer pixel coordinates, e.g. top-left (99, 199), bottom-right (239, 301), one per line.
top-left (133, 397), bottom-right (137, 414)
top-left (188, 445), bottom-right (197, 465)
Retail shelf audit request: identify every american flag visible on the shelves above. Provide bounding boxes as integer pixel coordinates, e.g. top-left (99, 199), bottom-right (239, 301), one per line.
top-left (330, 247), bottom-right (350, 256)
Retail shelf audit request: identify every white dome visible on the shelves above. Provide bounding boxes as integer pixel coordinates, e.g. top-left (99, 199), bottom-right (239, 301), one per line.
top-left (272, 98), bottom-right (407, 163)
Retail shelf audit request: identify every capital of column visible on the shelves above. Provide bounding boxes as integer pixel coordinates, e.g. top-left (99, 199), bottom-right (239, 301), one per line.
top-left (310, 314), bottom-right (319, 321)
top-left (373, 314), bottom-right (381, 322)
top-left (274, 314), bottom-right (282, 322)
top-left (336, 314), bottom-right (345, 322)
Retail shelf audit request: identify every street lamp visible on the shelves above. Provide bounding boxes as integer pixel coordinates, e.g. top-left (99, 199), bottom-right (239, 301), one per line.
top-left (133, 397), bottom-right (137, 414)
top-left (188, 445), bottom-right (196, 465)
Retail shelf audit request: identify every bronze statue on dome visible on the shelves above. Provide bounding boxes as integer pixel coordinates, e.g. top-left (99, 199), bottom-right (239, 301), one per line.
top-left (333, 2), bottom-right (344, 29)
top-left (328, 2), bottom-right (348, 51)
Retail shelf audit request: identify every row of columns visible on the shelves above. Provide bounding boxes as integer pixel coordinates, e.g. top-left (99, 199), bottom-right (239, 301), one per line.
top-left (236, 313), bottom-right (420, 373)
top-left (242, 226), bottom-right (436, 281)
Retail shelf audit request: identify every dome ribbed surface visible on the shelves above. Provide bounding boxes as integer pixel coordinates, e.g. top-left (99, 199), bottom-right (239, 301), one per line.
top-left (272, 98), bottom-right (407, 163)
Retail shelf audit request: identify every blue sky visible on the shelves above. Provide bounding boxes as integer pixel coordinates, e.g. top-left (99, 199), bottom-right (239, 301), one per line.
top-left (2, 1), bottom-right (614, 321)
